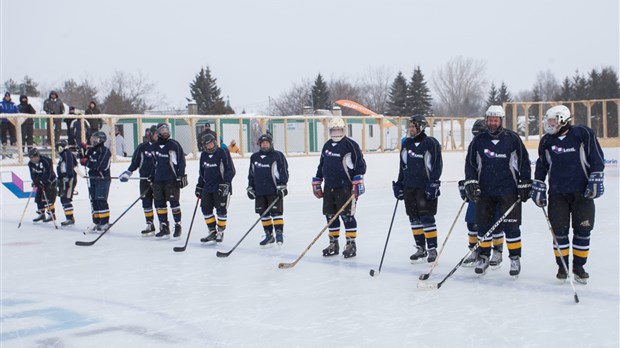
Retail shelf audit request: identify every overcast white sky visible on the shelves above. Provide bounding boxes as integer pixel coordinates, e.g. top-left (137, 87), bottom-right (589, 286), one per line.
top-left (1, 0), bottom-right (618, 113)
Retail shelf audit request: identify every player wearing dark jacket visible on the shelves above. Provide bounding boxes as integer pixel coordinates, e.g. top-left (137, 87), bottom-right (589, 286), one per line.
top-left (464, 105), bottom-right (531, 277)
top-left (196, 133), bottom-right (236, 243)
top-left (56, 140), bottom-right (78, 226)
top-left (28, 148), bottom-right (58, 223)
top-left (119, 125), bottom-right (158, 236)
top-left (247, 133), bottom-right (289, 246)
top-left (81, 131), bottom-right (112, 233)
top-left (152, 123), bottom-right (187, 239)
top-left (313, 117), bottom-right (366, 258)
top-left (531, 105), bottom-right (605, 284)
top-left (393, 115), bottom-right (443, 264)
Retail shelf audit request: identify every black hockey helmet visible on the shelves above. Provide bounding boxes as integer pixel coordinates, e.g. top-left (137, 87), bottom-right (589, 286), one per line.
top-left (157, 122), bottom-right (170, 140)
top-left (90, 131), bottom-right (107, 146)
top-left (201, 133), bottom-right (217, 154)
top-left (408, 114), bottom-right (427, 136)
top-left (258, 133), bottom-right (273, 153)
top-left (472, 119), bottom-right (487, 136)
top-left (28, 147), bottom-right (40, 158)
top-left (56, 139), bottom-right (68, 153)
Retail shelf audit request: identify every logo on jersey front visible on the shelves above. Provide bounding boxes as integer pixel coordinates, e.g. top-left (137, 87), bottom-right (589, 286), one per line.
top-left (202, 162), bottom-right (218, 168)
top-left (484, 149), bottom-right (507, 158)
top-left (324, 149), bottom-right (341, 158)
top-left (254, 162), bottom-right (271, 168)
top-left (407, 150), bottom-right (423, 159)
top-left (551, 145), bottom-right (576, 154)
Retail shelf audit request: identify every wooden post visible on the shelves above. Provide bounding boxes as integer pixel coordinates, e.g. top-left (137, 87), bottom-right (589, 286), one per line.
top-left (439, 118), bottom-right (445, 149)
top-left (304, 118), bottom-right (309, 155)
top-left (523, 103), bottom-right (530, 140)
top-left (283, 117), bottom-right (289, 155)
top-left (512, 104), bottom-right (517, 132)
top-left (602, 101), bottom-right (608, 139)
top-left (361, 118), bottom-right (366, 152)
top-left (216, 117), bottom-right (221, 145)
top-left (584, 101), bottom-right (592, 128)
top-left (13, 116), bottom-right (24, 165)
top-left (238, 118), bottom-right (244, 157)
top-left (459, 118), bottom-right (465, 150)
top-left (188, 117), bottom-right (197, 158)
top-left (50, 115), bottom-right (56, 161)
top-left (538, 103), bottom-right (544, 137)
top-left (110, 117), bottom-right (117, 162)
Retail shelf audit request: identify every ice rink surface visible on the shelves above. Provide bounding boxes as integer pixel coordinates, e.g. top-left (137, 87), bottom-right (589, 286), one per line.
top-left (2, 148), bottom-right (619, 347)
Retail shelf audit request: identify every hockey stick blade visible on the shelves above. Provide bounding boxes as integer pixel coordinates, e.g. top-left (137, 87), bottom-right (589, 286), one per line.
top-left (278, 262), bottom-right (295, 269)
top-left (75, 240), bottom-right (96, 246)
top-left (574, 294), bottom-right (579, 303)
top-left (419, 273), bottom-right (430, 280)
top-left (417, 281), bottom-right (439, 290)
top-left (216, 250), bottom-right (232, 258)
top-left (173, 246), bottom-right (187, 252)
top-left (369, 269), bottom-right (379, 277)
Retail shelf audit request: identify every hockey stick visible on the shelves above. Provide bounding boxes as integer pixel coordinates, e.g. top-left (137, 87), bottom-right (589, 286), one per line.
top-left (216, 197), bottom-right (281, 257)
top-left (418, 198), bottom-right (519, 289)
top-left (369, 199), bottom-right (399, 277)
top-left (17, 189), bottom-right (35, 229)
top-left (40, 184), bottom-right (58, 230)
top-left (278, 193), bottom-right (356, 269)
top-left (173, 197), bottom-right (201, 252)
top-left (418, 199), bottom-right (467, 281)
top-left (541, 206), bottom-right (579, 303)
top-left (75, 187), bottom-right (150, 246)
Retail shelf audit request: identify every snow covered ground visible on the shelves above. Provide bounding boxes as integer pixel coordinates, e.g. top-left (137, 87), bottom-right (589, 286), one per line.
top-left (1, 148), bottom-right (619, 347)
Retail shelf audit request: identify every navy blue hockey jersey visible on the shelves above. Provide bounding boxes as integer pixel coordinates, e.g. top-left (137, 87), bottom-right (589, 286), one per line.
top-left (127, 140), bottom-right (156, 178)
top-left (153, 138), bottom-right (186, 182)
top-left (84, 144), bottom-right (111, 178)
top-left (248, 149), bottom-right (289, 196)
top-left (197, 148), bottom-right (236, 193)
top-left (56, 150), bottom-right (77, 179)
top-left (535, 125), bottom-right (605, 195)
top-left (315, 137), bottom-right (366, 189)
top-left (29, 156), bottom-right (57, 185)
top-left (465, 128), bottom-right (530, 196)
top-left (397, 132), bottom-right (442, 189)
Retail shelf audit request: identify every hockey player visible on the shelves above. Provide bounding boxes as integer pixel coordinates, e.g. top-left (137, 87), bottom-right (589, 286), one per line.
top-left (392, 115), bottom-right (443, 263)
top-left (119, 125), bottom-right (158, 236)
top-left (56, 140), bottom-right (78, 226)
top-left (531, 105), bottom-right (605, 284)
top-left (464, 105), bottom-right (531, 277)
top-left (80, 131), bottom-right (112, 233)
top-left (461, 119), bottom-right (505, 268)
top-left (313, 116), bottom-right (366, 258)
top-left (28, 148), bottom-right (57, 223)
top-left (152, 123), bottom-right (187, 239)
top-left (247, 133), bottom-right (289, 246)
top-left (196, 133), bottom-right (235, 243)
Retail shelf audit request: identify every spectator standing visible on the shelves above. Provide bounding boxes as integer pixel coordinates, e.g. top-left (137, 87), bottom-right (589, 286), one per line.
top-left (43, 91), bottom-right (64, 145)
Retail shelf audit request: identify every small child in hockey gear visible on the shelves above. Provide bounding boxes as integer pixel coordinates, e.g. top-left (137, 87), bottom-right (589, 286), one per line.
top-left (464, 105), bottom-right (531, 277)
top-left (56, 140), bottom-right (78, 226)
top-left (196, 133), bottom-right (235, 243)
top-left (119, 125), bottom-right (158, 236)
top-left (314, 117), bottom-right (366, 258)
top-left (81, 131), bottom-right (112, 233)
top-left (532, 105), bottom-right (605, 284)
top-left (151, 123), bottom-right (187, 239)
top-left (28, 148), bottom-right (58, 223)
top-left (392, 115), bottom-right (442, 264)
top-left (247, 133), bottom-right (289, 247)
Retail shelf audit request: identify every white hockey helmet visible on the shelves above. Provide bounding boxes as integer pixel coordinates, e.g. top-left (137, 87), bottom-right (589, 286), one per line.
top-left (328, 116), bottom-right (346, 142)
top-left (544, 105), bottom-right (571, 135)
top-left (485, 105), bottom-right (505, 118)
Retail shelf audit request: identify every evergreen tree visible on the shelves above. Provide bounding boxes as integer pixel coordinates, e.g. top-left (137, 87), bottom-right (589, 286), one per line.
top-left (557, 77), bottom-right (572, 100)
top-left (3, 78), bottom-right (20, 94)
top-left (386, 72), bottom-right (408, 116)
top-left (20, 75), bottom-right (40, 97)
top-left (189, 66), bottom-right (225, 115)
top-left (102, 89), bottom-right (146, 114)
top-left (532, 86), bottom-right (542, 102)
top-left (498, 81), bottom-right (512, 103)
top-left (407, 66), bottom-right (433, 116)
top-left (311, 73), bottom-right (330, 110)
top-left (486, 83), bottom-right (499, 107)
top-left (589, 67), bottom-right (620, 99)
top-left (59, 78), bottom-right (98, 109)
top-left (572, 71), bottom-right (589, 100)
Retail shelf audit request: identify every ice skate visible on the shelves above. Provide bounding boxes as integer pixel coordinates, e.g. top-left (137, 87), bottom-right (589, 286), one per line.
top-left (84, 224), bottom-right (98, 234)
top-left (173, 223), bottom-right (182, 239)
top-left (509, 256), bottom-right (521, 277)
top-left (42, 212), bottom-right (55, 223)
top-left (343, 239), bottom-right (356, 259)
top-left (475, 255), bottom-right (490, 275)
top-left (96, 223), bottom-right (110, 233)
top-left (200, 230), bottom-right (217, 243)
top-left (410, 246), bottom-right (427, 263)
top-left (155, 223), bottom-right (170, 239)
top-left (322, 238), bottom-right (339, 257)
top-left (573, 265), bottom-right (589, 285)
top-left (462, 248), bottom-right (478, 268)
top-left (489, 249), bottom-right (503, 269)
top-left (60, 218), bottom-right (75, 226)
top-left (259, 232), bottom-right (275, 247)
top-left (275, 231), bottom-right (284, 246)
top-left (427, 248), bottom-right (437, 263)
top-left (556, 266), bottom-right (568, 283)
top-left (141, 222), bottom-right (156, 237)
top-left (33, 212), bottom-right (46, 223)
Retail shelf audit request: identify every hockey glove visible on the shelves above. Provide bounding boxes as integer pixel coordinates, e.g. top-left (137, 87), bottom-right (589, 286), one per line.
top-left (246, 186), bottom-right (256, 200)
top-left (531, 180), bottom-right (547, 207)
top-left (392, 181), bottom-right (404, 200)
top-left (218, 183), bottom-right (231, 198)
top-left (458, 180), bottom-right (469, 202)
top-left (518, 179), bottom-right (532, 203)
top-left (352, 175), bottom-right (365, 198)
top-left (177, 174), bottom-right (188, 189)
top-left (584, 172), bottom-right (604, 199)
top-left (119, 170), bottom-right (132, 182)
top-left (195, 185), bottom-right (203, 199)
top-left (312, 177), bottom-right (323, 199)
top-left (276, 185), bottom-right (288, 198)
top-left (463, 180), bottom-right (481, 202)
top-left (425, 180), bottom-right (441, 200)
top-left (80, 156), bottom-right (88, 165)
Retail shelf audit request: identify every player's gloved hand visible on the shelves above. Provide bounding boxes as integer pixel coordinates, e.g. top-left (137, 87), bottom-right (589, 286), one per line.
top-left (518, 179), bottom-right (532, 203)
top-left (246, 186), bottom-right (256, 200)
top-left (80, 157), bottom-right (88, 165)
top-left (458, 180), bottom-right (469, 202)
top-left (584, 172), bottom-right (604, 199)
top-left (195, 185), bottom-right (202, 199)
top-left (177, 174), bottom-right (188, 188)
top-left (463, 180), bottom-right (481, 202)
top-left (352, 175), bottom-right (365, 198)
top-left (425, 180), bottom-right (441, 200)
top-left (276, 185), bottom-right (288, 198)
top-left (119, 170), bottom-right (132, 182)
top-left (392, 181), bottom-right (404, 200)
top-left (531, 180), bottom-right (547, 207)
top-left (312, 177), bottom-right (323, 199)
top-left (218, 183), bottom-right (230, 198)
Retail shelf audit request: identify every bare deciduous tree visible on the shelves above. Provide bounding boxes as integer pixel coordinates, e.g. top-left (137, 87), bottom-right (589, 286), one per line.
top-left (432, 56), bottom-right (487, 116)
top-left (101, 71), bottom-right (156, 114)
top-left (359, 66), bottom-right (393, 114)
top-left (266, 79), bottom-right (312, 116)
top-left (533, 69), bottom-right (560, 102)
